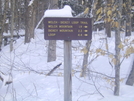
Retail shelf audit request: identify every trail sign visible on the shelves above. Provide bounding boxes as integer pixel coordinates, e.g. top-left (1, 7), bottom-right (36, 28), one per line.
top-left (44, 17), bottom-right (92, 40)
top-left (44, 17), bottom-right (92, 101)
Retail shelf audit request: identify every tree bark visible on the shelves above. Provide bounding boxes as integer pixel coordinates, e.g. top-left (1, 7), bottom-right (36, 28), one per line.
top-left (25, 0), bottom-right (30, 43)
top-left (105, 0), bottom-right (112, 37)
top-left (0, 0), bottom-right (9, 50)
top-left (47, 40), bottom-right (56, 62)
top-left (92, 0), bottom-right (98, 31)
top-left (10, 0), bottom-right (15, 51)
top-left (36, 0), bottom-right (46, 29)
top-left (125, 0), bottom-right (131, 36)
top-left (25, 0), bottom-right (38, 43)
top-left (3, 0), bottom-right (9, 33)
top-left (14, 0), bottom-right (20, 34)
top-left (114, 0), bottom-right (122, 96)
top-left (47, 0), bottom-right (58, 62)
top-left (81, 40), bottom-right (91, 77)
top-left (0, 0), bottom-right (2, 51)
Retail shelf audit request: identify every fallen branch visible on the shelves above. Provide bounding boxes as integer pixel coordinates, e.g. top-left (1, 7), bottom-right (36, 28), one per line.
top-left (47, 63), bottom-right (62, 76)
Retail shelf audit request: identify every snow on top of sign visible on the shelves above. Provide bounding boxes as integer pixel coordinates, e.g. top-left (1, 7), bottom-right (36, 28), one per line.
top-left (44, 5), bottom-right (73, 17)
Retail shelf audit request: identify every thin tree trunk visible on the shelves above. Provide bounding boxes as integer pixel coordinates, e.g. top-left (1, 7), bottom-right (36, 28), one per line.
top-left (47, 40), bottom-right (56, 62)
top-left (25, 0), bottom-right (37, 43)
top-left (25, 0), bottom-right (30, 43)
top-left (19, 0), bottom-right (25, 29)
top-left (37, 0), bottom-right (46, 29)
top-left (0, 0), bottom-right (9, 50)
top-left (105, 0), bottom-right (112, 37)
top-left (114, 0), bottom-right (122, 96)
top-left (31, 0), bottom-right (38, 38)
top-left (4, 0), bottom-right (9, 33)
top-left (81, 40), bottom-right (91, 77)
top-left (14, 0), bottom-right (20, 35)
top-left (92, 0), bottom-right (98, 31)
top-left (0, 0), bottom-right (3, 51)
top-left (80, 0), bottom-right (93, 77)
top-left (47, 0), bottom-right (58, 62)
top-left (114, 31), bottom-right (121, 96)
top-left (125, 0), bottom-right (131, 36)
top-left (10, 0), bottom-right (15, 51)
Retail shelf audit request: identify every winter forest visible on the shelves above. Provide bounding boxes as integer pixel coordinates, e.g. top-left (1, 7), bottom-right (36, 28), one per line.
top-left (0, 0), bottom-right (134, 101)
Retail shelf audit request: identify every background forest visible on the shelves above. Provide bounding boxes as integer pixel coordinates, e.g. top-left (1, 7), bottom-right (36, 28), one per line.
top-left (0, 0), bottom-right (134, 49)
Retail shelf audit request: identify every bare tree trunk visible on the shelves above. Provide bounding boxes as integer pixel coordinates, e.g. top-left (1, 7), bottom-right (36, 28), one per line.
top-left (0, 0), bottom-right (2, 51)
top-left (14, 0), bottom-right (20, 35)
top-left (125, 0), bottom-right (131, 36)
top-left (92, 0), bottom-right (98, 31)
top-left (47, 40), bottom-right (56, 62)
top-left (3, 0), bottom-right (9, 33)
top-left (19, 0), bottom-right (25, 29)
top-left (105, 0), bottom-right (112, 37)
top-left (47, 0), bottom-right (58, 62)
top-left (37, 0), bottom-right (46, 29)
top-left (81, 40), bottom-right (91, 77)
top-left (0, 0), bottom-right (9, 50)
top-left (31, 0), bottom-right (38, 38)
top-left (114, 0), bottom-right (122, 96)
top-left (126, 59), bottom-right (134, 86)
top-left (80, 1), bottom-right (93, 77)
top-left (25, 0), bottom-right (37, 43)
top-left (10, 0), bottom-right (15, 52)
top-left (114, 29), bottom-right (121, 96)
top-left (25, 0), bottom-right (30, 43)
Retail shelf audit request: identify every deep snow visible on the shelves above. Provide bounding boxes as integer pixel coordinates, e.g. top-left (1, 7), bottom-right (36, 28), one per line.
top-left (0, 29), bottom-right (134, 101)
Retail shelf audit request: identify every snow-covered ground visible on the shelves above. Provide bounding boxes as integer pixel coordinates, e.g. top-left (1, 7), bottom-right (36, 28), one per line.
top-left (0, 29), bottom-right (134, 101)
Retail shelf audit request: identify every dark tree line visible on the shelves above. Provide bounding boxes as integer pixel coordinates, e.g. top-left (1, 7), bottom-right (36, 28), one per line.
top-left (0, 0), bottom-right (134, 50)
top-left (0, 0), bottom-right (47, 50)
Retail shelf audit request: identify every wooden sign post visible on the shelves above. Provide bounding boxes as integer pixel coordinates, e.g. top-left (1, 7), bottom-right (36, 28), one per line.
top-left (64, 40), bottom-right (72, 101)
top-left (44, 17), bottom-right (92, 101)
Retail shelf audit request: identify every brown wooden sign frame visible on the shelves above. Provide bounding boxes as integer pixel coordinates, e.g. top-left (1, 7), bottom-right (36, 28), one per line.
top-left (44, 17), bottom-right (92, 40)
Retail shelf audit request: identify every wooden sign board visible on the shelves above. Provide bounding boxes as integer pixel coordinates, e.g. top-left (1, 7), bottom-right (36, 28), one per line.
top-left (44, 17), bottom-right (92, 40)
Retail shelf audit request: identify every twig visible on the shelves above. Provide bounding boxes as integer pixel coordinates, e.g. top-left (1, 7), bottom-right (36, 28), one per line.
top-left (89, 70), bottom-right (115, 79)
top-left (74, 74), bottom-right (93, 85)
top-left (33, 83), bottom-right (38, 97)
top-left (91, 75), bottom-right (104, 98)
top-left (77, 92), bottom-right (95, 101)
top-left (74, 70), bottom-right (114, 79)
top-left (47, 63), bottom-right (62, 76)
